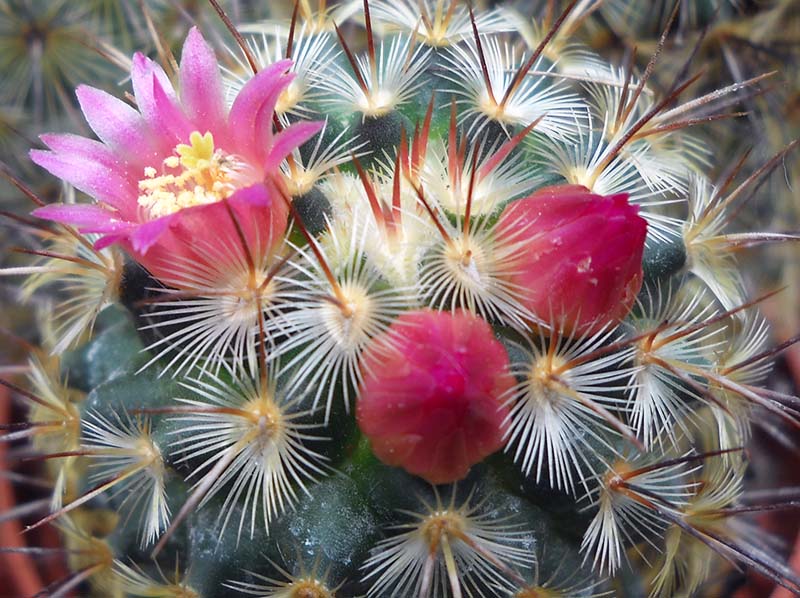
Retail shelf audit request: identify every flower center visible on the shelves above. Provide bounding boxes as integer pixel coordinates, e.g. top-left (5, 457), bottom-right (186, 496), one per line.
top-left (137, 131), bottom-right (243, 218)
top-left (421, 511), bottom-right (466, 548)
top-left (321, 283), bottom-right (373, 349)
top-left (288, 580), bottom-right (332, 598)
top-left (527, 354), bottom-right (569, 406)
top-left (444, 238), bottom-right (488, 291)
top-left (242, 394), bottom-right (285, 455)
top-left (357, 89), bottom-right (396, 117)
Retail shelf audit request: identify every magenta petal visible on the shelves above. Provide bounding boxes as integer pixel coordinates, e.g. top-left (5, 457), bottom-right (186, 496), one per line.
top-left (152, 75), bottom-right (194, 143)
top-left (33, 203), bottom-right (136, 246)
top-left (228, 59), bottom-right (293, 163)
top-left (93, 234), bottom-right (128, 251)
top-left (40, 133), bottom-right (135, 179)
top-left (131, 53), bottom-right (186, 153)
top-left (79, 220), bottom-right (138, 235)
top-left (75, 85), bottom-right (157, 162)
top-left (180, 27), bottom-right (226, 136)
top-left (131, 53), bottom-right (177, 117)
top-left (30, 150), bottom-right (138, 214)
top-left (228, 183), bottom-right (271, 206)
top-left (253, 72), bottom-right (296, 160)
top-left (263, 120), bottom-right (324, 172)
top-left (32, 203), bottom-right (121, 227)
top-left (129, 214), bottom-right (177, 255)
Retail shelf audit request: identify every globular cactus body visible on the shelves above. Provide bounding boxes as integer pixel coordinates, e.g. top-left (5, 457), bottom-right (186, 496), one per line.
top-left (3, 1), bottom-right (800, 597)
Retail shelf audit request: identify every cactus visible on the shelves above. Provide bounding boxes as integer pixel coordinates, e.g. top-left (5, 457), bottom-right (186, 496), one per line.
top-left (3, 1), bottom-right (800, 597)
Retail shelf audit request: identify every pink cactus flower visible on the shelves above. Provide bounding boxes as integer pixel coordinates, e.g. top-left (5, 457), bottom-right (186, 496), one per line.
top-left (30, 28), bottom-right (322, 283)
top-left (496, 184), bottom-right (648, 333)
top-left (357, 309), bottom-right (513, 485)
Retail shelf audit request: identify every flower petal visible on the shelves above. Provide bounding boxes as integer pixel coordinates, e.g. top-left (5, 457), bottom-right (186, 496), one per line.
top-left (32, 203), bottom-right (122, 228)
top-left (93, 233), bottom-right (129, 251)
top-left (30, 149), bottom-right (138, 214)
top-left (40, 133), bottom-right (136, 179)
top-left (227, 183), bottom-right (271, 206)
top-left (227, 59), bottom-right (293, 163)
top-left (129, 214), bottom-right (178, 255)
top-left (180, 27), bottom-right (226, 137)
top-left (152, 75), bottom-right (194, 144)
top-left (253, 73), bottom-right (297, 161)
top-left (75, 85), bottom-right (159, 163)
top-left (263, 120), bottom-right (324, 173)
top-left (131, 53), bottom-right (179, 133)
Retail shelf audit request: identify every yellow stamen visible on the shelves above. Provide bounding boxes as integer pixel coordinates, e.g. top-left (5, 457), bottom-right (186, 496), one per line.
top-left (137, 131), bottom-right (242, 218)
top-left (176, 131), bottom-right (215, 168)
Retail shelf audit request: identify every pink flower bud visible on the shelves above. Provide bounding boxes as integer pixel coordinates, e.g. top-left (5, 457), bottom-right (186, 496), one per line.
top-left (356, 309), bottom-right (513, 485)
top-left (496, 185), bottom-right (647, 332)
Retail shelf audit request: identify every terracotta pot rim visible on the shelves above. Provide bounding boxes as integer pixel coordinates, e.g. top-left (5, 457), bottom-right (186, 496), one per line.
top-left (0, 387), bottom-right (45, 597)
top-left (769, 346), bottom-right (800, 598)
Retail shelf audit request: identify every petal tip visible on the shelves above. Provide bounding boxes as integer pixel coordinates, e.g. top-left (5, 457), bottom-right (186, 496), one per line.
top-left (28, 148), bottom-right (51, 168)
top-left (183, 25), bottom-right (212, 57)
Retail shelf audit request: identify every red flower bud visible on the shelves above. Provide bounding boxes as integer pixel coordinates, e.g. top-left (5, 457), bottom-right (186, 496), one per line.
top-left (496, 185), bottom-right (647, 332)
top-left (356, 309), bottom-right (513, 484)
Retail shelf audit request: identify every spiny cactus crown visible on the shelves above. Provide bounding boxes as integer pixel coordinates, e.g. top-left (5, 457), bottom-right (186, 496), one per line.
top-left (4, 1), bottom-right (800, 597)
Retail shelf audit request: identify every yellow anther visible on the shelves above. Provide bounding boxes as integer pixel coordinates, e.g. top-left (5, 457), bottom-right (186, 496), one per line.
top-left (176, 131), bottom-right (215, 169)
top-left (137, 131), bottom-right (242, 218)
